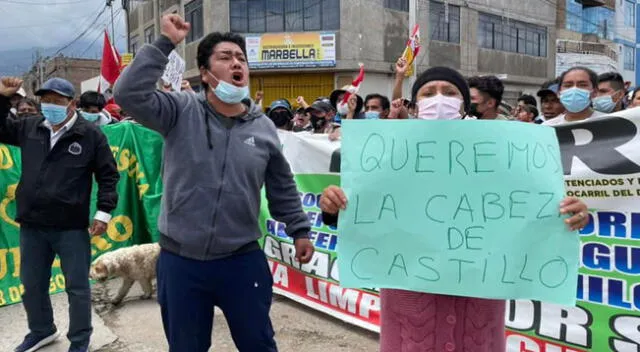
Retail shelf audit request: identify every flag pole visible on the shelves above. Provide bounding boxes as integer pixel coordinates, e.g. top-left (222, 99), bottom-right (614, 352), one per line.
top-left (409, 0), bottom-right (417, 88)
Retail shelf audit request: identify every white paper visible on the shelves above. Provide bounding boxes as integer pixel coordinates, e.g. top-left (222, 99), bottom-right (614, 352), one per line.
top-left (162, 50), bottom-right (186, 92)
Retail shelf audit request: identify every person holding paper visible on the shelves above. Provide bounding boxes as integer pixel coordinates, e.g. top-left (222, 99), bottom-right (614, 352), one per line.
top-left (544, 66), bottom-right (606, 126)
top-left (320, 66), bottom-right (591, 352)
top-left (113, 14), bottom-right (314, 352)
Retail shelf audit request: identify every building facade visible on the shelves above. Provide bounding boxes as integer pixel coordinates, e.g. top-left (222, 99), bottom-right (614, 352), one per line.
top-left (614, 0), bottom-right (636, 86)
top-left (556, 0), bottom-right (638, 87)
top-left (127, 0), bottom-right (557, 107)
top-left (22, 57), bottom-right (101, 98)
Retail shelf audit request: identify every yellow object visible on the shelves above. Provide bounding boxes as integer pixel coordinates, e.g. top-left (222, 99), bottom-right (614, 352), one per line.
top-left (250, 72), bottom-right (334, 110)
top-left (245, 33), bottom-right (337, 69)
top-left (401, 45), bottom-right (416, 77)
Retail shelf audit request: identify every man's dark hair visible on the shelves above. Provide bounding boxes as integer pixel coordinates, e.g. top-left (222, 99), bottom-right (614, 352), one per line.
top-left (18, 97), bottom-right (41, 113)
top-left (197, 32), bottom-right (247, 89)
top-left (468, 75), bottom-right (504, 106)
top-left (597, 71), bottom-right (625, 91)
top-left (364, 94), bottom-right (390, 111)
top-left (559, 66), bottom-right (598, 90)
top-left (78, 91), bottom-right (106, 110)
top-left (517, 94), bottom-right (537, 108)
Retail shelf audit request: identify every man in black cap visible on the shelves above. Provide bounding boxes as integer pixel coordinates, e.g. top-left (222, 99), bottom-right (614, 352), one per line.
top-left (305, 99), bottom-right (336, 134)
top-left (0, 77), bottom-right (119, 352)
top-left (536, 78), bottom-right (565, 123)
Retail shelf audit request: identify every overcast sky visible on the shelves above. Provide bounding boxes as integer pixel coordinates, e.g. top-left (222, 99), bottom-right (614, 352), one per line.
top-left (0, 0), bottom-right (127, 75)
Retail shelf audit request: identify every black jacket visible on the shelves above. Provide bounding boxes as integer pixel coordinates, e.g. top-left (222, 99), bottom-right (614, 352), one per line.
top-left (0, 95), bottom-right (119, 230)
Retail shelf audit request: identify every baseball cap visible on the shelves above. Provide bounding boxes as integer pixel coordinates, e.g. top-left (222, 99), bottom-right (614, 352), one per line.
top-left (537, 78), bottom-right (560, 98)
top-left (35, 78), bottom-right (75, 99)
top-left (268, 99), bottom-right (292, 112)
top-left (305, 100), bottom-right (334, 114)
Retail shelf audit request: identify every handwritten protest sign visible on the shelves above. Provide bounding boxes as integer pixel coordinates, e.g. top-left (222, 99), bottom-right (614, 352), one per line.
top-left (162, 50), bottom-right (186, 92)
top-left (337, 120), bottom-right (580, 306)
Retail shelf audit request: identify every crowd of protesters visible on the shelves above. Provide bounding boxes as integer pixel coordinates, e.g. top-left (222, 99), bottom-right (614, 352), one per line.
top-left (0, 10), bottom-right (629, 352)
top-left (255, 60), bottom-right (640, 137)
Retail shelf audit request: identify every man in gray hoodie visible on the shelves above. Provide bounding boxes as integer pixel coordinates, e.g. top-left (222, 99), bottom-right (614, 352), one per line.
top-left (113, 14), bottom-right (314, 352)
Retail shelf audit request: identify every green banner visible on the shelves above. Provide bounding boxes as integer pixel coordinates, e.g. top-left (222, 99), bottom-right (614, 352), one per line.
top-left (0, 122), bottom-right (164, 306)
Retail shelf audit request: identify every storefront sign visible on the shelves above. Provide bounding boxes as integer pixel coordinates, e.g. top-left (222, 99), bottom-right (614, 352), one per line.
top-left (246, 32), bottom-right (336, 69)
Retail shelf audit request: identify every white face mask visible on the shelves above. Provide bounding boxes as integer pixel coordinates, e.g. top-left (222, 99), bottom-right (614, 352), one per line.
top-left (417, 94), bottom-right (463, 120)
top-left (337, 101), bottom-right (349, 116)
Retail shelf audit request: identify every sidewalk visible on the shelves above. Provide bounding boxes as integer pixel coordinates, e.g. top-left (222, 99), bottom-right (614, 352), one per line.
top-left (0, 291), bottom-right (118, 352)
top-left (0, 278), bottom-right (378, 352)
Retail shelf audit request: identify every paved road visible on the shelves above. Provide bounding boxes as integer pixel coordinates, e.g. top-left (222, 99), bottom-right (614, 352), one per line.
top-left (0, 278), bottom-right (379, 352)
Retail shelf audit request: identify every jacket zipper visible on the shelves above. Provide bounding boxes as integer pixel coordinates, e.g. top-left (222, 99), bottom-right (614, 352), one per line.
top-left (204, 127), bottom-right (231, 256)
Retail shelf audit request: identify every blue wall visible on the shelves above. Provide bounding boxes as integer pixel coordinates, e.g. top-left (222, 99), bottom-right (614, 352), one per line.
top-left (636, 1), bottom-right (640, 87)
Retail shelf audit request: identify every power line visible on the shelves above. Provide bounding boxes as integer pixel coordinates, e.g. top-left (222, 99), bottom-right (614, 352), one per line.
top-left (52, 4), bottom-right (109, 56)
top-left (78, 9), bottom-right (123, 58)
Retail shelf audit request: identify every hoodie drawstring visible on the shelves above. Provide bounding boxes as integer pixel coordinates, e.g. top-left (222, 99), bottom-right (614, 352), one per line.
top-left (199, 93), bottom-right (214, 150)
top-left (205, 114), bottom-right (213, 149)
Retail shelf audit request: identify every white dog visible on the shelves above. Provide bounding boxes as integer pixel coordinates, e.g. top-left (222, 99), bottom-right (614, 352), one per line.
top-left (90, 243), bottom-right (160, 305)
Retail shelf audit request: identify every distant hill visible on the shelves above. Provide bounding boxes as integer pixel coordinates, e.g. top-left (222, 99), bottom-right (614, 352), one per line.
top-left (0, 39), bottom-right (126, 77)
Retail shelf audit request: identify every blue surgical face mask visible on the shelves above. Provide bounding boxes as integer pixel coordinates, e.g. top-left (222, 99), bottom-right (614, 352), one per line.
top-left (41, 103), bottom-right (70, 125)
top-left (560, 87), bottom-right (592, 113)
top-left (364, 111), bottom-right (380, 120)
top-left (592, 95), bottom-right (616, 113)
top-left (82, 112), bottom-right (101, 122)
top-left (208, 71), bottom-right (249, 104)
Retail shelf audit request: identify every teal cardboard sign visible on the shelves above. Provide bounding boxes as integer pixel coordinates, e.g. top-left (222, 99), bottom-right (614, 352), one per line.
top-left (337, 120), bottom-right (579, 306)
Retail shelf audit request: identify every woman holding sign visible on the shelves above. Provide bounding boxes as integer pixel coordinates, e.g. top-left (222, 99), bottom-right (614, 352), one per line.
top-left (320, 66), bottom-right (590, 352)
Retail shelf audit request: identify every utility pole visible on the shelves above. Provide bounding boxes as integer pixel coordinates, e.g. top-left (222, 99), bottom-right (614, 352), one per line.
top-left (35, 48), bottom-right (44, 87)
top-left (107, 0), bottom-right (116, 46)
top-left (122, 0), bottom-right (130, 53)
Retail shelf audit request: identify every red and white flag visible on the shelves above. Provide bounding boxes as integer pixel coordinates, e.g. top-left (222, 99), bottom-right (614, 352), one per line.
top-left (340, 63), bottom-right (365, 106)
top-left (98, 30), bottom-right (121, 102)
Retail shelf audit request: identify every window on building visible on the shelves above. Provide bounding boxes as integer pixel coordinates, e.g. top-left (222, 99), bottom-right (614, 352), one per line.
top-left (144, 26), bottom-right (155, 44)
top-left (582, 6), bottom-right (614, 40)
top-left (230, 0), bottom-right (339, 33)
top-left (624, 45), bottom-right (635, 71)
top-left (130, 35), bottom-right (139, 55)
top-left (478, 13), bottom-right (547, 57)
top-left (185, 0), bottom-right (203, 43)
top-left (625, 0), bottom-right (636, 27)
top-left (565, 0), bottom-right (583, 32)
top-left (384, 0), bottom-right (409, 11)
top-left (429, 1), bottom-right (460, 43)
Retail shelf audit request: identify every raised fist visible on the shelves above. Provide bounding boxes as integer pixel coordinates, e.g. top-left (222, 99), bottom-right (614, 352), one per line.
top-left (0, 77), bottom-right (23, 98)
top-left (395, 57), bottom-right (408, 77)
top-left (161, 14), bottom-right (191, 46)
top-left (181, 79), bottom-right (193, 92)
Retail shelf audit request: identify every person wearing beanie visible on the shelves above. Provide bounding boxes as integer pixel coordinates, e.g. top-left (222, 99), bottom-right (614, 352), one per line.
top-left (318, 66), bottom-right (591, 352)
top-left (410, 66), bottom-right (472, 120)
